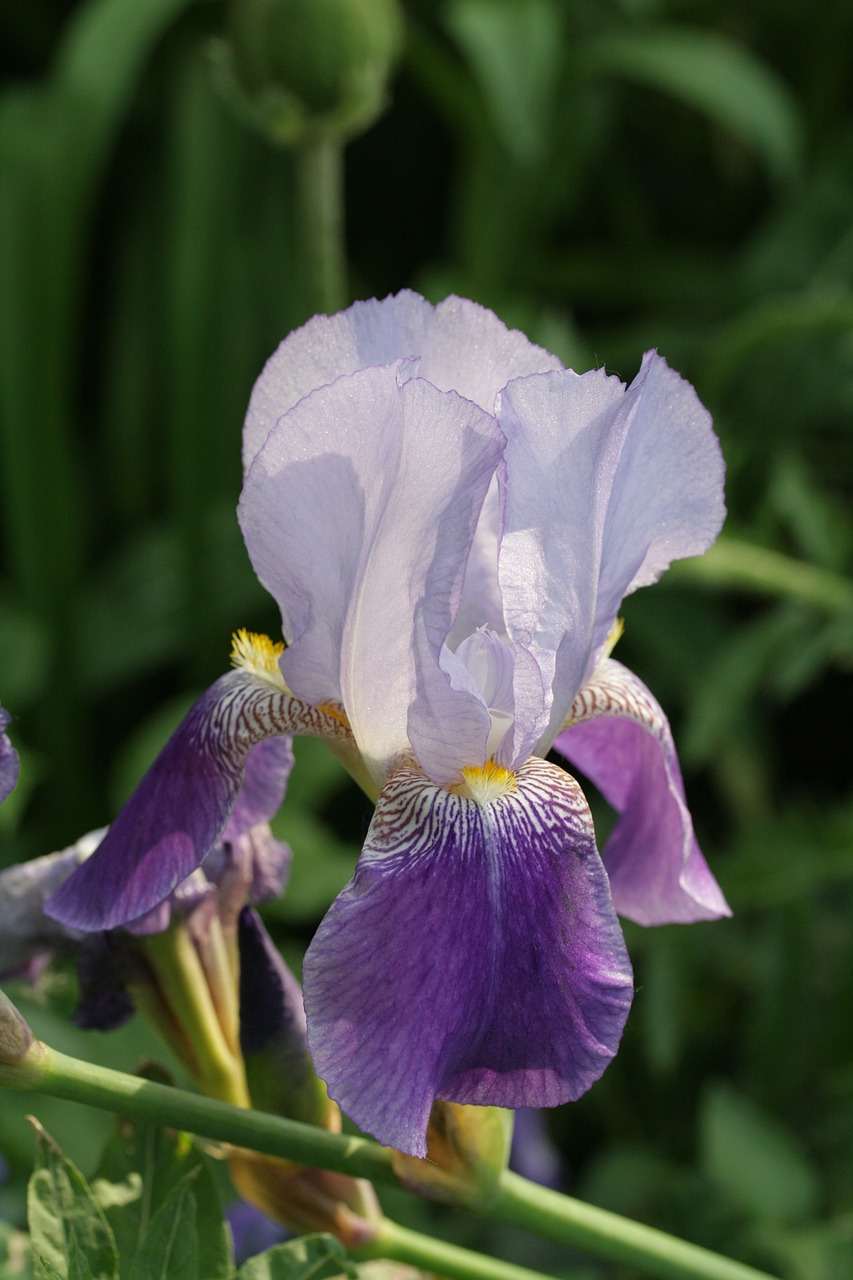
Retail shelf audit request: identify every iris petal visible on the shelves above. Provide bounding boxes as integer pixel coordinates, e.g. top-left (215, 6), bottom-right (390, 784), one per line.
top-left (46, 672), bottom-right (346, 932)
top-left (0, 705), bottom-right (20, 804)
top-left (497, 354), bottom-right (725, 756)
top-left (240, 367), bottom-right (503, 788)
top-left (557, 659), bottom-right (731, 924)
top-left (303, 757), bottom-right (632, 1157)
top-left (242, 290), bottom-right (560, 471)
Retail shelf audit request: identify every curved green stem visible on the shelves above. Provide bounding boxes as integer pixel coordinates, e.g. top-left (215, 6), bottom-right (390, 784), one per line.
top-left (670, 534), bottom-right (853, 615)
top-left (10, 1043), bottom-right (779, 1280)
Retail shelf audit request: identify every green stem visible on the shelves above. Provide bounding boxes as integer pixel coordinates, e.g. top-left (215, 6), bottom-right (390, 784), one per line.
top-left (35, 1047), bottom-right (394, 1185)
top-left (670, 535), bottom-right (853, 615)
top-left (294, 135), bottom-right (346, 316)
top-left (493, 1171), bottom-right (774, 1280)
top-left (358, 1217), bottom-right (553, 1280)
top-left (14, 1046), bottom-right (779, 1280)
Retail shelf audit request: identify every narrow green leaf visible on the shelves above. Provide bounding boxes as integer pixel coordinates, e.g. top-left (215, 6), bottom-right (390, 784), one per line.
top-left (585, 27), bottom-right (803, 183)
top-left (446, 0), bottom-right (563, 162)
top-left (700, 1081), bottom-right (821, 1223)
top-left (27, 1121), bottom-right (119, 1280)
top-left (236, 1234), bottom-right (357, 1280)
top-left (127, 1174), bottom-right (199, 1280)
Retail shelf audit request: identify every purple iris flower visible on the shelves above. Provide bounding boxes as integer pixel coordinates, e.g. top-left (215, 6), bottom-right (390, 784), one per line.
top-left (47, 292), bottom-right (730, 1157)
top-left (0, 706), bottom-right (20, 805)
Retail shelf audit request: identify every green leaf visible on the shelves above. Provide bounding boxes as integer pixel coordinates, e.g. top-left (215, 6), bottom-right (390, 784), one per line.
top-left (91, 1119), bottom-right (232, 1280)
top-left (236, 1234), bottom-right (357, 1280)
top-left (584, 27), bottom-right (802, 183)
top-left (0, 1220), bottom-right (34, 1280)
top-left (700, 1081), bottom-right (821, 1223)
top-left (67, 1235), bottom-right (97, 1280)
top-left (27, 1121), bottom-right (119, 1280)
top-left (446, 0), bottom-right (563, 162)
top-left (127, 1174), bottom-right (199, 1280)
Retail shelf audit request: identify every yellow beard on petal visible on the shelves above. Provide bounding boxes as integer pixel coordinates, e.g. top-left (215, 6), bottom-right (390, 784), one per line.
top-left (230, 629), bottom-right (288, 690)
top-left (456, 760), bottom-right (517, 805)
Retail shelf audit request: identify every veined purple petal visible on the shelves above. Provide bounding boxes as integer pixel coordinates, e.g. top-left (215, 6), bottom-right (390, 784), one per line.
top-left (240, 367), bottom-right (504, 788)
top-left (557, 659), bottom-right (730, 925)
top-left (242, 291), bottom-right (561, 471)
top-left (238, 906), bottom-right (306, 1056)
top-left (303, 758), bottom-right (632, 1157)
top-left (222, 737), bottom-right (294, 842)
top-left (45, 671), bottom-right (346, 932)
top-left (497, 355), bottom-right (725, 756)
top-left (0, 705), bottom-right (20, 803)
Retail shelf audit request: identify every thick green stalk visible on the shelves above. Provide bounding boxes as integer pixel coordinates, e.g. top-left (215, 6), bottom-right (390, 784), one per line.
top-left (294, 135), bottom-right (347, 316)
top-left (7, 1044), bottom-right (780, 1280)
top-left (358, 1218), bottom-right (553, 1280)
top-left (492, 1171), bottom-right (775, 1280)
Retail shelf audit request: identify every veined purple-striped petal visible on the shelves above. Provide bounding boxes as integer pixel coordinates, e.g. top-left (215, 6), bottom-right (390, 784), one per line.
top-left (1, 705), bottom-right (20, 803)
top-left (222, 737), bottom-right (294, 842)
top-left (303, 758), bottom-right (632, 1156)
top-left (240, 367), bottom-right (504, 789)
top-left (556, 659), bottom-right (730, 925)
top-left (242, 291), bottom-right (561, 470)
top-left (497, 355), bottom-right (725, 757)
top-left (45, 672), bottom-right (347, 932)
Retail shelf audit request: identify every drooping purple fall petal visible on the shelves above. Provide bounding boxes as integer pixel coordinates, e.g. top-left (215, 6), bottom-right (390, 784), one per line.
top-left (557, 659), bottom-right (730, 925)
top-left (45, 672), bottom-right (341, 932)
top-left (303, 757), bottom-right (632, 1157)
top-left (242, 290), bottom-right (561, 471)
top-left (240, 367), bottom-right (505, 789)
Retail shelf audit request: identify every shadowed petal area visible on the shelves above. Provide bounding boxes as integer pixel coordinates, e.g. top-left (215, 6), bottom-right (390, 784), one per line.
top-left (242, 290), bottom-right (561, 470)
top-left (497, 355), bottom-right (725, 757)
top-left (557, 659), bottom-right (730, 925)
top-left (1, 706), bottom-right (20, 803)
top-left (46, 673), bottom-right (347, 932)
top-left (241, 367), bottom-right (503, 788)
top-left (303, 757), bottom-right (632, 1156)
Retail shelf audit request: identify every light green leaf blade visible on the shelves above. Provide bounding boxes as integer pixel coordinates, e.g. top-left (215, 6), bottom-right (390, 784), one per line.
top-left (236, 1234), bottom-right (357, 1280)
top-left (585, 27), bottom-right (802, 183)
top-left (127, 1174), bottom-right (199, 1280)
top-left (446, 0), bottom-right (563, 162)
top-left (27, 1121), bottom-right (119, 1280)
top-left (700, 1081), bottom-right (821, 1223)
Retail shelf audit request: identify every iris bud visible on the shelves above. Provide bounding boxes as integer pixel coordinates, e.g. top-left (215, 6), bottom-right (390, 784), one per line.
top-left (222, 0), bottom-right (403, 144)
top-left (0, 989), bottom-right (49, 1088)
top-left (392, 1101), bottom-right (513, 1205)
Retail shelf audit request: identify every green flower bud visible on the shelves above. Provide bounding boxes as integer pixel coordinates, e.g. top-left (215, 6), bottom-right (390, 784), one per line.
top-left (220, 0), bottom-right (403, 145)
top-left (392, 1101), bottom-right (514, 1206)
top-left (0, 989), bottom-right (49, 1088)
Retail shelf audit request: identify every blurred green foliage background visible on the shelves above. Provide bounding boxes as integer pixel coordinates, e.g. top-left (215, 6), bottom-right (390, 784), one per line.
top-left (1, 0), bottom-right (852, 1276)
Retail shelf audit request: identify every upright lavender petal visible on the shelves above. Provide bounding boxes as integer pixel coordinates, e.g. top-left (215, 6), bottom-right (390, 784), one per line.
top-left (557, 659), bottom-right (730, 924)
top-left (304, 758), bottom-right (632, 1157)
top-left (0, 706), bottom-right (20, 804)
top-left (497, 355), bottom-right (725, 756)
top-left (240, 367), bottom-right (504, 788)
top-left (242, 290), bottom-right (561, 470)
